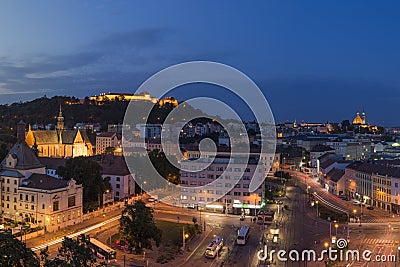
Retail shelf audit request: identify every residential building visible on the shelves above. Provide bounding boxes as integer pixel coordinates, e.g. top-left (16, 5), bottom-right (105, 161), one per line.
top-left (325, 169), bottom-right (345, 196)
top-left (135, 124), bottom-right (162, 139)
top-left (96, 156), bottom-right (135, 200)
top-left (96, 132), bottom-right (119, 154)
top-left (179, 155), bottom-right (266, 215)
top-left (372, 172), bottom-right (392, 212)
top-left (310, 145), bottom-right (335, 168)
top-left (392, 177), bottom-right (400, 214)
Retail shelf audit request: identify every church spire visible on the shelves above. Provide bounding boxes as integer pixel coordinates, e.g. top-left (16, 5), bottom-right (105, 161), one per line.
top-left (57, 104), bottom-right (64, 131)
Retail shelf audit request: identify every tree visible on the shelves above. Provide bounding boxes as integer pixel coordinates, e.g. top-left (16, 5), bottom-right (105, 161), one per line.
top-left (0, 143), bottom-right (8, 161)
top-left (41, 234), bottom-right (102, 267)
top-left (0, 232), bottom-right (40, 267)
top-left (119, 200), bottom-right (162, 254)
top-left (57, 157), bottom-right (111, 212)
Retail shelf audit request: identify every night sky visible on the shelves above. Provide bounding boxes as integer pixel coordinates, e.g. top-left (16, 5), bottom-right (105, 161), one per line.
top-left (0, 1), bottom-right (399, 125)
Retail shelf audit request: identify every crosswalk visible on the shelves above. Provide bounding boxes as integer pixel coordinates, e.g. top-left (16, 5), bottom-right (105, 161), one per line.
top-left (363, 238), bottom-right (398, 246)
top-left (360, 217), bottom-right (400, 223)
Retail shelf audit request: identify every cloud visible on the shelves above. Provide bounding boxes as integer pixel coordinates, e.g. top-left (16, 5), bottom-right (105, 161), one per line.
top-left (0, 27), bottom-right (236, 103)
top-left (0, 82), bottom-right (53, 95)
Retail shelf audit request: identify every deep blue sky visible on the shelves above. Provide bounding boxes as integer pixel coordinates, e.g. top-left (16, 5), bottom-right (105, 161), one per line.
top-left (0, 1), bottom-right (399, 125)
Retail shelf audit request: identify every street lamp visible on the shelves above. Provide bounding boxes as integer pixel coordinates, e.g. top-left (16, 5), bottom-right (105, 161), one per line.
top-left (334, 223), bottom-right (339, 237)
top-left (353, 209), bottom-right (357, 222)
top-left (315, 200), bottom-right (319, 218)
top-left (182, 226), bottom-right (189, 252)
top-left (141, 180), bottom-right (147, 198)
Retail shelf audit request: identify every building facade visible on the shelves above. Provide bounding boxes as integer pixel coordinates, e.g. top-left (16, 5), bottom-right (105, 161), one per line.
top-left (96, 132), bottom-right (119, 154)
top-left (179, 155), bottom-right (266, 215)
top-left (97, 156), bottom-right (135, 200)
top-left (1, 122), bottom-right (83, 232)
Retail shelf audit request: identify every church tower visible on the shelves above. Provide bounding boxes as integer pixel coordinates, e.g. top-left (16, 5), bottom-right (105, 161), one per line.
top-left (361, 108), bottom-right (366, 124)
top-left (57, 104), bottom-right (65, 130)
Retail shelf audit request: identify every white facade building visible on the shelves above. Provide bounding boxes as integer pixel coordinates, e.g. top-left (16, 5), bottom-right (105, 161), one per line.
top-left (180, 155), bottom-right (266, 215)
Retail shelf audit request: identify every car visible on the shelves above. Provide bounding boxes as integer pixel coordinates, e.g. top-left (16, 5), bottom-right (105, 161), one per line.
top-left (366, 206), bottom-right (374, 210)
top-left (276, 200), bottom-right (283, 205)
top-left (240, 214), bottom-right (245, 221)
top-left (352, 200), bottom-right (360, 205)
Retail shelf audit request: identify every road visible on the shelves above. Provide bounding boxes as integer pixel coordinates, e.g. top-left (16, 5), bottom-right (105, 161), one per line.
top-left (289, 170), bottom-right (400, 223)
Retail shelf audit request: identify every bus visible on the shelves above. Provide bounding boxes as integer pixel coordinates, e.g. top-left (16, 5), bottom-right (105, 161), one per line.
top-left (257, 209), bottom-right (275, 225)
top-left (204, 236), bottom-right (224, 259)
top-left (236, 225), bottom-right (250, 245)
top-left (90, 238), bottom-right (117, 263)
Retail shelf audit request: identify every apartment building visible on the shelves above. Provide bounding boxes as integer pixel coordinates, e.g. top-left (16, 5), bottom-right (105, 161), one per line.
top-left (96, 132), bottom-right (119, 154)
top-left (180, 155), bottom-right (266, 215)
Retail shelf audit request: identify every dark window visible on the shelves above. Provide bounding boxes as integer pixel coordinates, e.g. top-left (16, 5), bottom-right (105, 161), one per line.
top-left (31, 195), bottom-right (34, 202)
top-left (25, 195), bottom-right (28, 201)
top-left (68, 196), bottom-right (76, 208)
top-left (53, 201), bottom-right (59, 212)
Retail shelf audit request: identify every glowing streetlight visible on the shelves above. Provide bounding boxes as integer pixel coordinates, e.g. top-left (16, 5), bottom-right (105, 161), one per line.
top-left (334, 223), bottom-right (339, 237)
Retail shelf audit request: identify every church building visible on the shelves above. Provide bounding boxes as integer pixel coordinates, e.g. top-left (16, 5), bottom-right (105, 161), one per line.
top-left (25, 106), bottom-right (93, 158)
top-left (353, 109), bottom-right (367, 125)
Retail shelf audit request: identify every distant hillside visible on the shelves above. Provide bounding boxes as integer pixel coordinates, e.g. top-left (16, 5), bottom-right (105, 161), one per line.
top-left (0, 95), bottom-right (207, 136)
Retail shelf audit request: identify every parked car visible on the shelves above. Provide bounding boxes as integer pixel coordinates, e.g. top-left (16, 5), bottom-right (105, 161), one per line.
top-left (366, 206), bottom-right (374, 210)
top-left (276, 200), bottom-right (283, 205)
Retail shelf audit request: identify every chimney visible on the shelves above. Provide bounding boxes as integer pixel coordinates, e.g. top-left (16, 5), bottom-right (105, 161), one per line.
top-left (17, 120), bottom-right (26, 143)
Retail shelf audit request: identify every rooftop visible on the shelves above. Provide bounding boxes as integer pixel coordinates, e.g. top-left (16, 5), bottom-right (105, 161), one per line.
top-left (20, 173), bottom-right (70, 190)
top-left (1, 142), bottom-right (44, 170)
